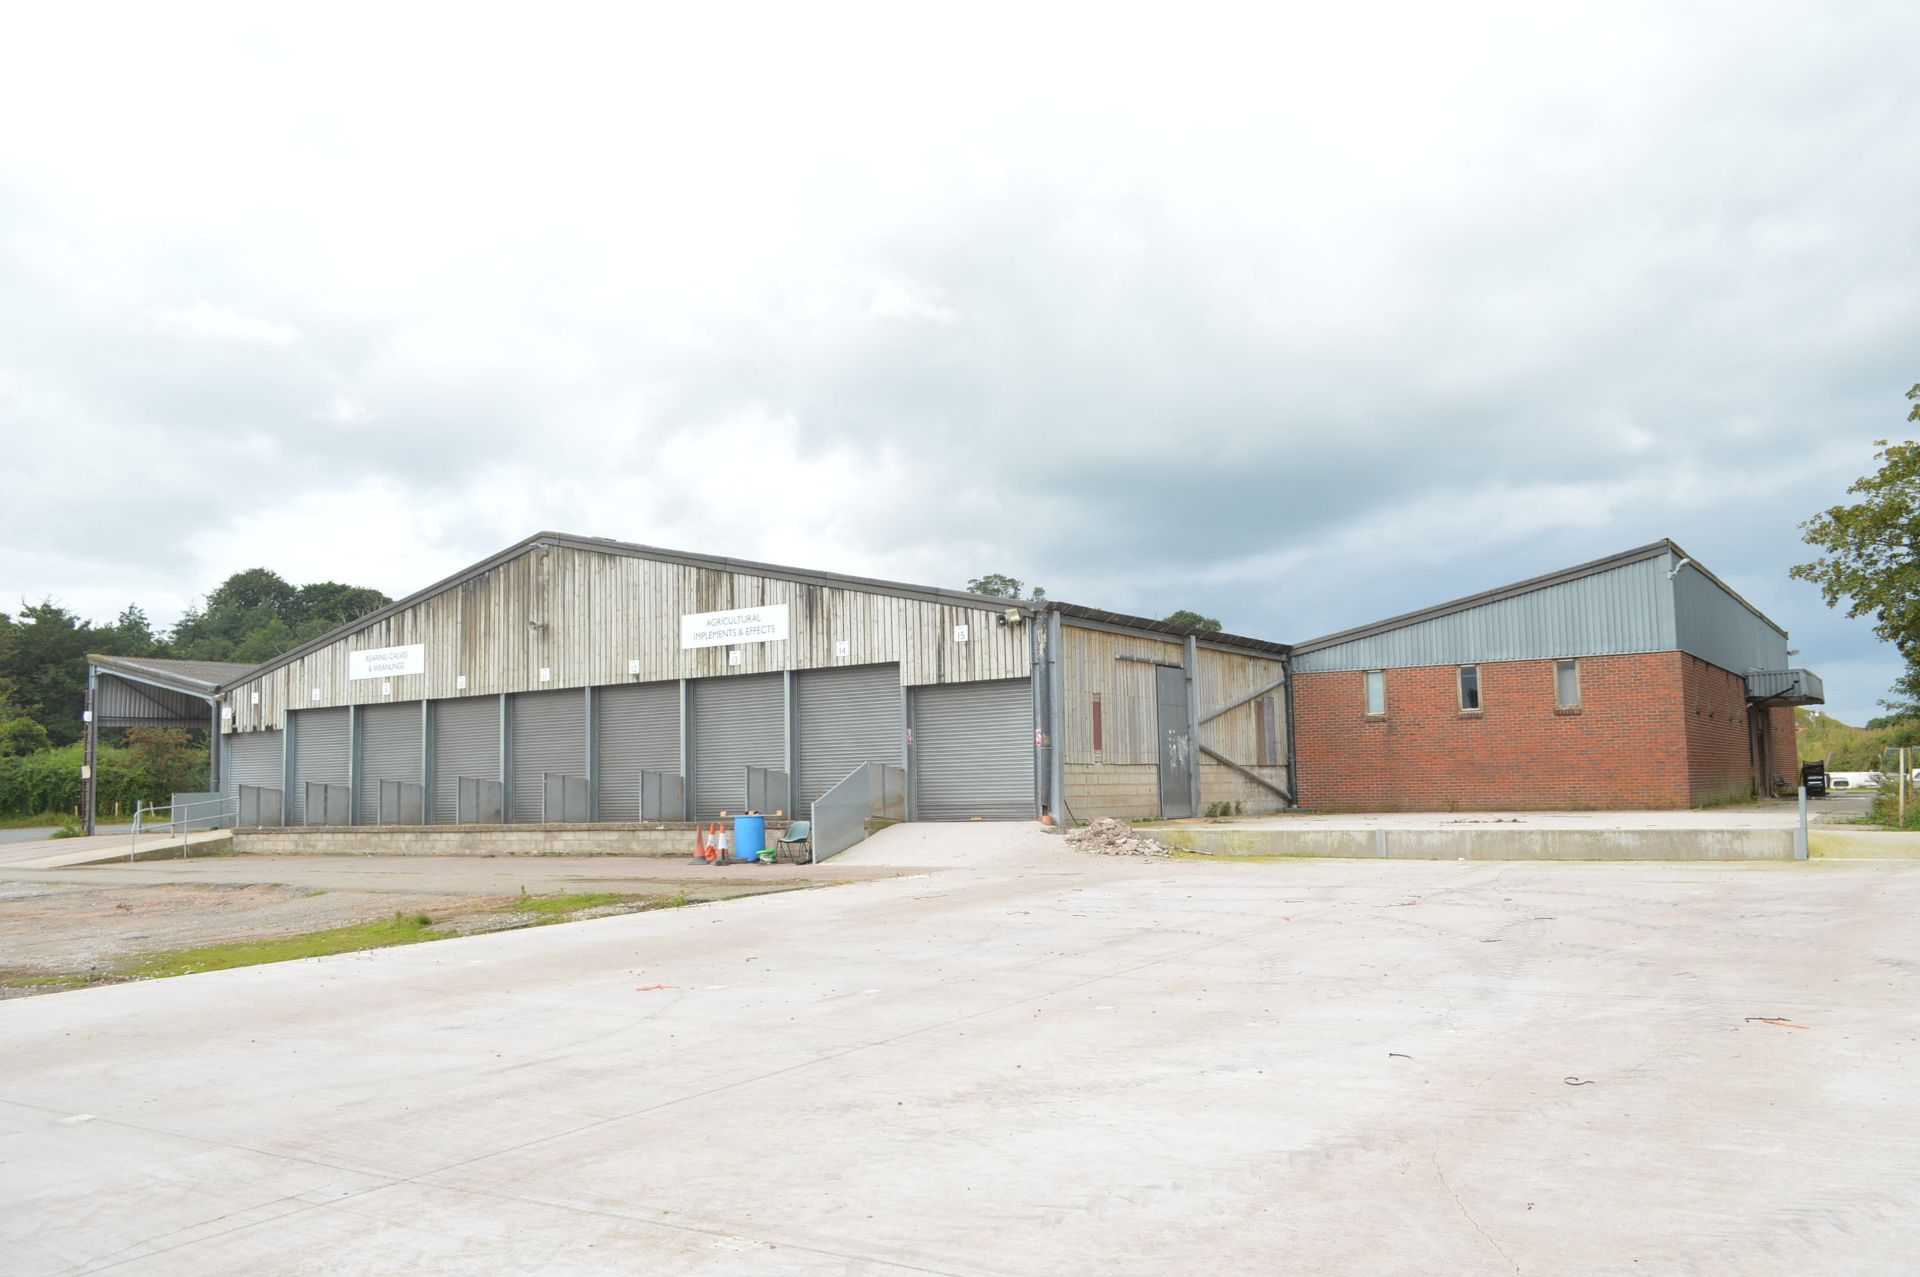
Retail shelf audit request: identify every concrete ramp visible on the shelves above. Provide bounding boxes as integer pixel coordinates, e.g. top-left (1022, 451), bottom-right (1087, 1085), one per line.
top-left (825, 821), bottom-right (1063, 868)
top-left (0, 828), bottom-right (233, 870)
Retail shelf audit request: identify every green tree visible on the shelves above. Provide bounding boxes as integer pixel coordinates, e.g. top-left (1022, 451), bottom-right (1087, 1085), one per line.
top-left (123, 727), bottom-right (208, 793)
top-left (0, 716), bottom-right (50, 756)
top-left (2, 601), bottom-right (96, 745)
top-left (170, 569), bottom-right (389, 661)
top-left (1163, 609), bottom-right (1223, 632)
top-left (1791, 386), bottom-right (1920, 715)
top-left (966, 573), bottom-right (1046, 600)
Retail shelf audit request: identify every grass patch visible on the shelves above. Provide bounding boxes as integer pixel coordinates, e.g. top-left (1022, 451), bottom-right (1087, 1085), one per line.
top-left (0, 811), bottom-right (79, 830)
top-left (118, 911), bottom-right (445, 980)
top-left (503, 891), bottom-right (693, 917)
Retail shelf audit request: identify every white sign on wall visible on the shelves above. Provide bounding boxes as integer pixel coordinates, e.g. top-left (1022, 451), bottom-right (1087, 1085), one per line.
top-left (349, 644), bottom-right (425, 681)
top-left (680, 605), bottom-right (790, 650)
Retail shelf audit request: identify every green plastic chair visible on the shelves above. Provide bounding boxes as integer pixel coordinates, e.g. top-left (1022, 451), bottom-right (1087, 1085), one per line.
top-left (777, 820), bottom-right (811, 861)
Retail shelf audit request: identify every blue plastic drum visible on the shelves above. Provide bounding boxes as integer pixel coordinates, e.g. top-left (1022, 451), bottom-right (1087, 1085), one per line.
top-left (733, 814), bottom-right (767, 861)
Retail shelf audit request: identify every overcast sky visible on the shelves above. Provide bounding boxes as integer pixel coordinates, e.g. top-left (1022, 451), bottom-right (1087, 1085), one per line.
top-left (3, 3), bottom-right (1915, 722)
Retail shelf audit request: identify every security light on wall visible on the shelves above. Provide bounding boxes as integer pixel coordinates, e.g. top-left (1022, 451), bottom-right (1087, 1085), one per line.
top-left (996, 607), bottom-right (1022, 628)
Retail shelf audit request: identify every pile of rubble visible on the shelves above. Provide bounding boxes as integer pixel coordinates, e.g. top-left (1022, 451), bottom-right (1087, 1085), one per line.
top-left (1064, 817), bottom-right (1171, 858)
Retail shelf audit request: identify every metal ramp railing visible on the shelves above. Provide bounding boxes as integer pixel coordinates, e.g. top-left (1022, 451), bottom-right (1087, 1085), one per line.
top-left (130, 795), bottom-right (240, 859)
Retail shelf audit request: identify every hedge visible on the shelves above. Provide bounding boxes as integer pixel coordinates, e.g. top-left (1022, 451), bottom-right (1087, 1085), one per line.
top-left (0, 743), bottom-right (210, 819)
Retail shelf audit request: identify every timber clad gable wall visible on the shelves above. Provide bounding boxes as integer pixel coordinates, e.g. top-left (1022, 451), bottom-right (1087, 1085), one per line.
top-left (226, 543), bottom-right (1030, 734)
top-left (1057, 623), bottom-right (1290, 820)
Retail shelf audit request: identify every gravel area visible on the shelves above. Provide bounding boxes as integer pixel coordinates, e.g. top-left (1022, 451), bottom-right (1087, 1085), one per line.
top-left (0, 881), bottom-right (521, 992)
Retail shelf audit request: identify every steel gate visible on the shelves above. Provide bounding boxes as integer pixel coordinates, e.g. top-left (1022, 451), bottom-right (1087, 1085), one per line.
top-left (358, 701), bottom-right (422, 823)
top-left (688, 673), bottom-right (783, 819)
top-left (597, 682), bottom-right (680, 821)
top-left (910, 679), bottom-right (1037, 820)
top-left (432, 695), bottom-right (501, 824)
top-left (288, 708), bottom-right (349, 825)
top-left (794, 663), bottom-right (902, 809)
top-left (510, 689), bottom-right (586, 822)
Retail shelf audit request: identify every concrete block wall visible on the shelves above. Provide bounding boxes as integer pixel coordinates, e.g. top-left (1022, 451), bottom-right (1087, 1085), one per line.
top-left (1292, 653), bottom-right (1694, 811)
top-left (231, 821), bottom-right (789, 858)
top-left (1062, 763), bottom-right (1160, 821)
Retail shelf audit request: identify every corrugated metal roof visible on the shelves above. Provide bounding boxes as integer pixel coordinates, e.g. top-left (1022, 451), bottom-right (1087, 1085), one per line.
top-left (1292, 539), bottom-right (1798, 676)
top-left (89, 654), bottom-right (254, 694)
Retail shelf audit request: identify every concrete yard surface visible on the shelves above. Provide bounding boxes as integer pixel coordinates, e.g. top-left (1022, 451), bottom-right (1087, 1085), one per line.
top-left (3, 840), bottom-right (1918, 1274)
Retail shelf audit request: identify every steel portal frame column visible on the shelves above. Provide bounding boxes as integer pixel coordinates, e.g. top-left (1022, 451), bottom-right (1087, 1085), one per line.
top-left (1184, 635), bottom-right (1202, 819)
top-left (1047, 611), bottom-right (1066, 826)
top-left (1030, 622), bottom-right (1046, 818)
top-left (281, 713), bottom-right (295, 827)
top-left (782, 670), bottom-right (795, 803)
top-left (421, 699), bottom-right (434, 824)
top-left (498, 694), bottom-right (511, 822)
top-left (346, 704), bottom-right (359, 826)
top-left (677, 678), bottom-right (690, 802)
top-left (584, 685), bottom-right (598, 821)
top-left (83, 666), bottom-right (98, 835)
top-left (208, 700), bottom-right (222, 796)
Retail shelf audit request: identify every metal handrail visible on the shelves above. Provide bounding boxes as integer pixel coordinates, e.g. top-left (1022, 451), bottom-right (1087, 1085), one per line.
top-left (130, 795), bottom-right (240, 859)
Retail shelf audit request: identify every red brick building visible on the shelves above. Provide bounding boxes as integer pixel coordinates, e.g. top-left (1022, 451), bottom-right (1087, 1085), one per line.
top-left (1289, 542), bottom-right (1821, 811)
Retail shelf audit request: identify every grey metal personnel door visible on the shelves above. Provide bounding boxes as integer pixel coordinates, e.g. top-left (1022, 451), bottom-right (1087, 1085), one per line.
top-left (795, 663), bottom-right (903, 809)
top-left (689, 673), bottom-right (784, 819)
top-left (1155, 665), bottom-right (1194, 819)
top-left (911, 678), bottom-right (1036, 821)
top-left (433, 695), bottom-right (501, 823)
top-left (597, 682), bottom-right (680, 821)
top-left (510, 689), bottom-right (586, 822)
top-left (357, 701), bottom-right (422, 823)
top-left (289, 707), bottom-right (349, 825)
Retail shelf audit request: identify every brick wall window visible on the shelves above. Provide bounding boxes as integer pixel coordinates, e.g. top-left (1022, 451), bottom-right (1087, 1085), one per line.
top-left (1091, 693), bottom-right (1103, 754)
top-left (1364, 670), bottom-right (1386, 717)
top-left (1555, 660), bottom-right (1581, 710)
top-left (1459, 665), bottom-right (1482, 711)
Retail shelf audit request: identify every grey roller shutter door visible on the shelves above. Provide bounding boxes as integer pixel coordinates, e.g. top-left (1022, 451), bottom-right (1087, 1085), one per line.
top-left (911, 679), bottom-right (1036, 821)
top-left (289, 707), bottom-right (349, 825)
top-left (358, 702), bottom-right (422, 823)
top-left (689, 673), bottom-right (783, 820)
top-left (433, 696), bottom-right (501, 823)
top-left (223, 729), bottom-right (283, 799)
top-left (511, 689), bottom-right (586, 822)
top-left (598, 682), bottom-right (679, 821)
top-left (795, 663), bottom-right (902, 809)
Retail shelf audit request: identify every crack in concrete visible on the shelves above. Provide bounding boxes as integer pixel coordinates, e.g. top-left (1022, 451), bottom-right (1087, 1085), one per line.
top-left (1432, 1152), bottom-right (1521, 1275)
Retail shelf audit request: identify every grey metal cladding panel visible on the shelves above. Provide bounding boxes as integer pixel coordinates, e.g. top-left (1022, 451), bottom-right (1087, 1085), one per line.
top-left (433, 696), bottom-right (501, 824)
top-left (1673, 563), bottom-right (1790, 674)
top-left (358, 702), bottom-right (422, 823)
top-left (1292, 557), bottom-right (1676, 673)
top-left (597, 682), bottom-right (680, 821)
top-left (689, 673), bottom-right (784, 820)
top-left (795, 663), bottom-right (903, 809)
top-left (511, 689), bottom-right (586, 822)
top-left (288, 708), bottom-right (348, 825)
top-left (223, 730), bottom-right (283, 799)
top-left (912, 678), bottom-right (1035, 821)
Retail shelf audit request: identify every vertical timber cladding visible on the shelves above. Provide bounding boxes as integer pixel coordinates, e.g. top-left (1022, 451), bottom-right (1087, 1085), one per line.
top-left (689, 672), bottom-right (784, 820)
top-left (356, 701), bottom-right (422, 824)
top-left (794, 663), bottom-right (903, 808)
top-left (911, 678), bottom-right (1037, 820)
top-left (433, 695), bottom-right (501, 823)
top-left (510, 689), bottom-right (587, 822)
top-left (222, 729), bottom-right (283, 801)
top-left (288, 707), bottom-right (348, 825)
top-left (597, 681), bottom-right (679, 821)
